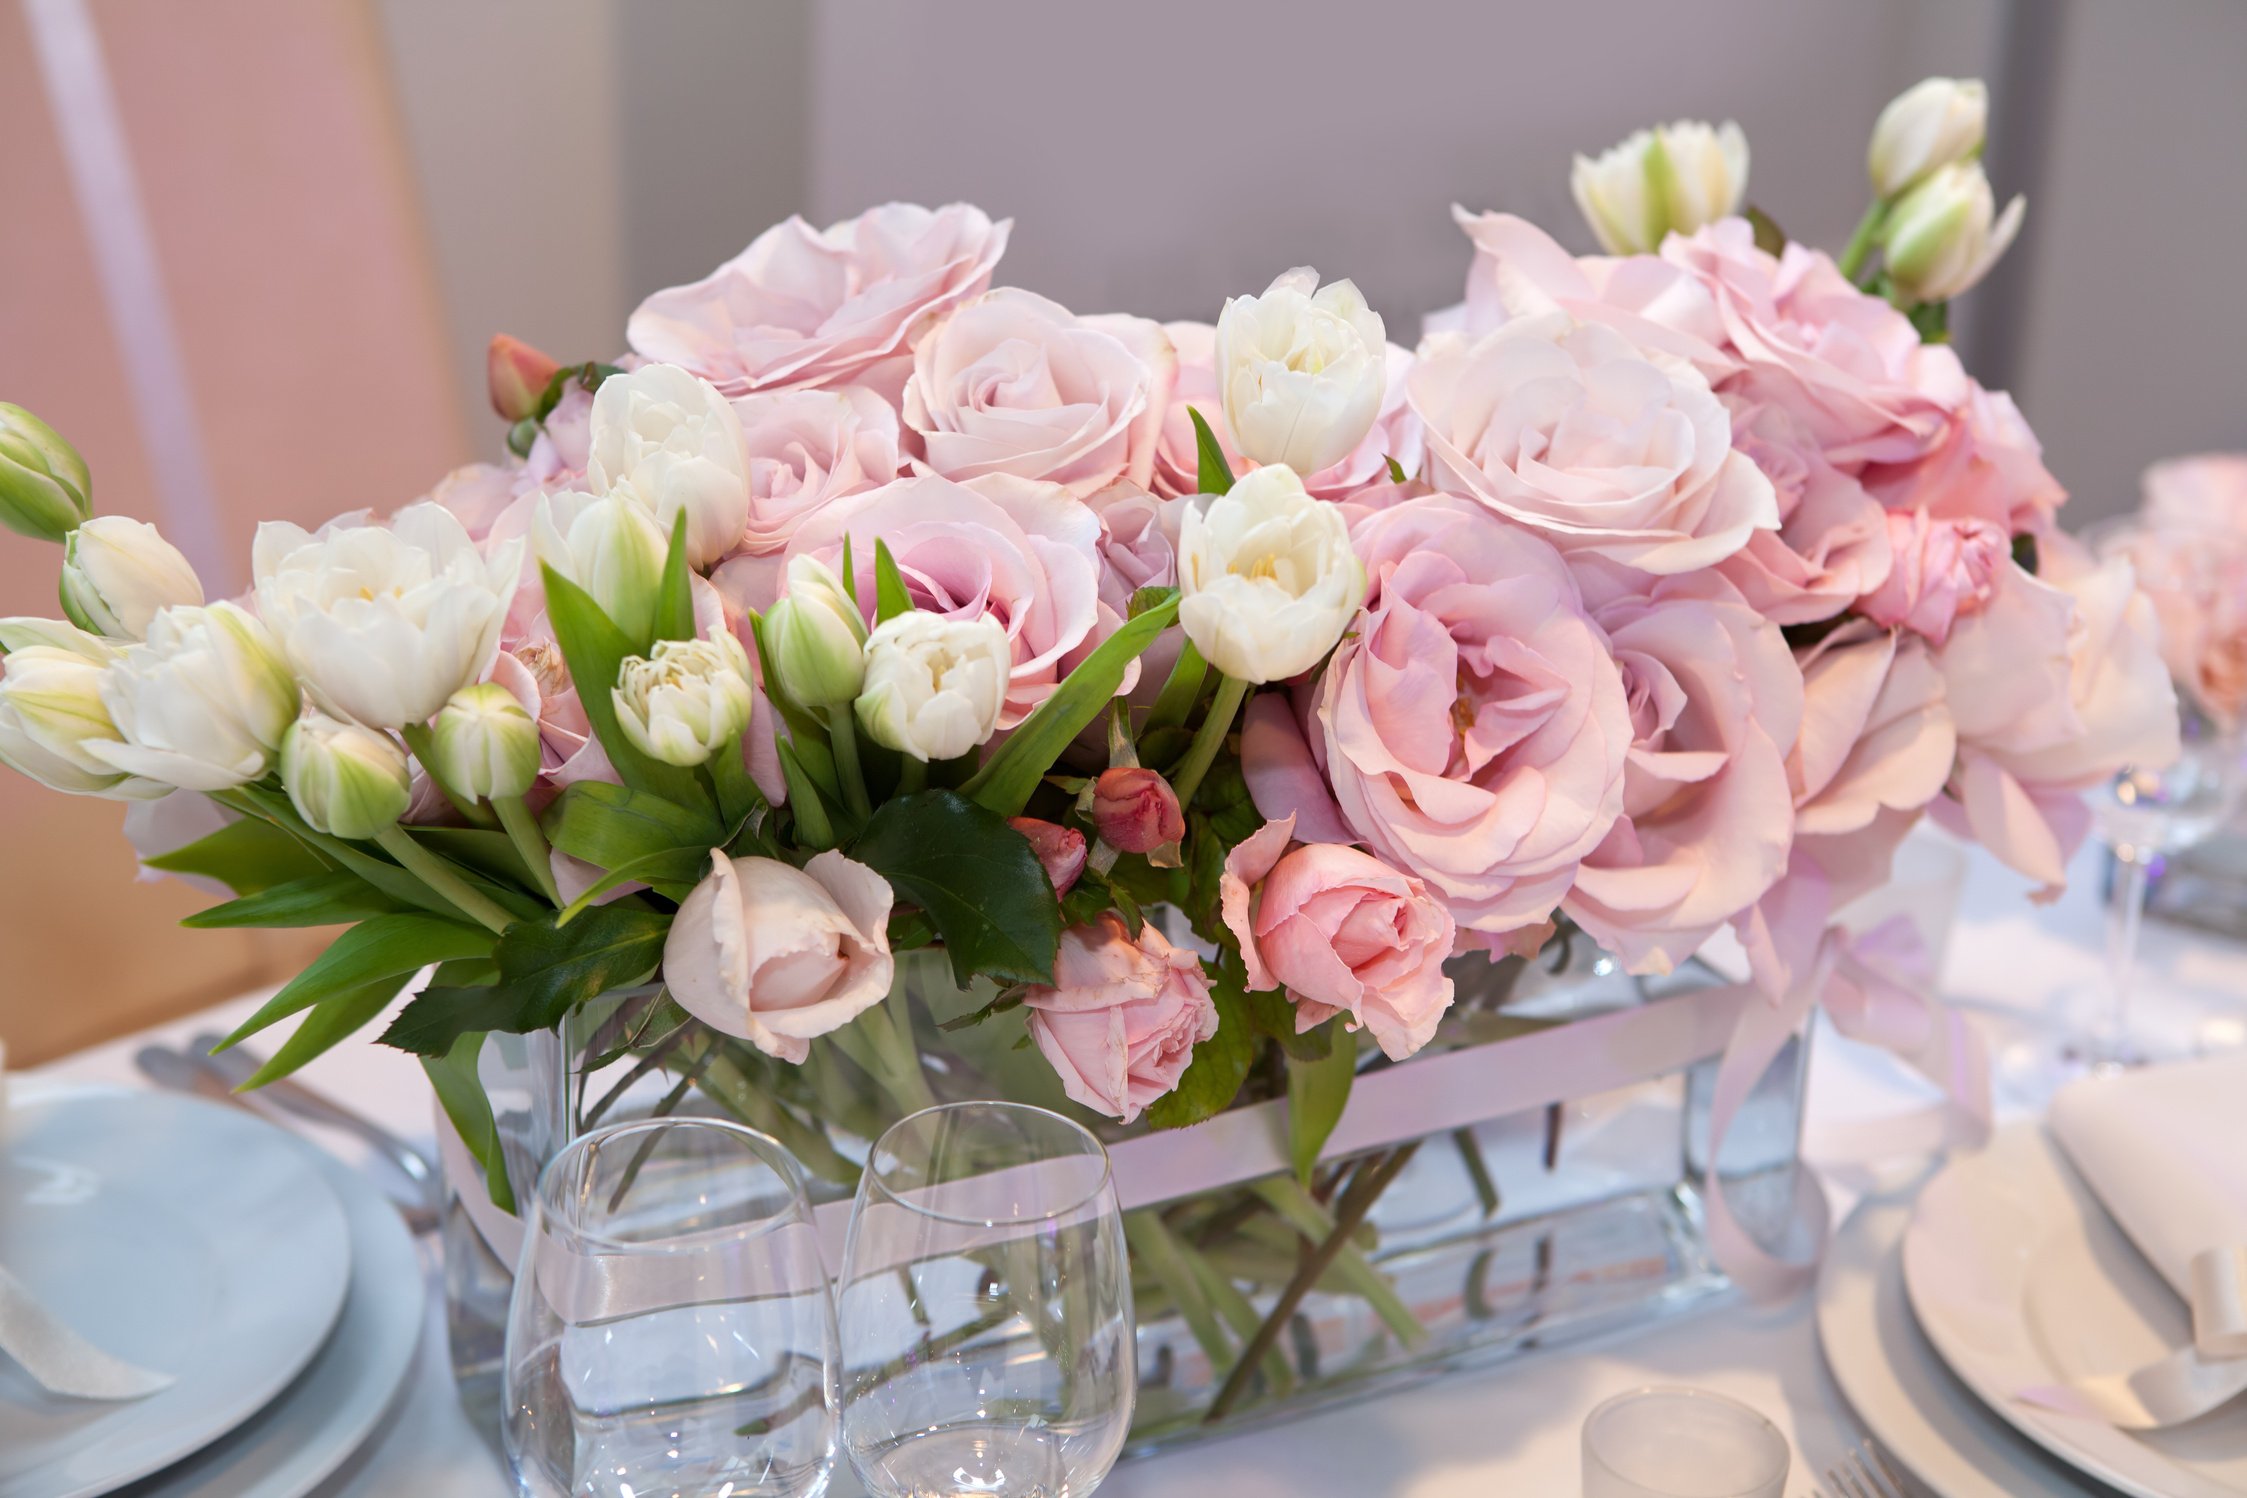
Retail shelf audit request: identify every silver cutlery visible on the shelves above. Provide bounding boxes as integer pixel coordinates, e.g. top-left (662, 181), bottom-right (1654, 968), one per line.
top-left (1824, 1439), bottom-right (1908, 1498)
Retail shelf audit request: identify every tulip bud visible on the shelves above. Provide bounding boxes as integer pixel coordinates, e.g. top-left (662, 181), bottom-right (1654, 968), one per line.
top-left (0, 643), bottom-right (155, 797)
top-left (1868, 77), bottom-right (1988, 200)
top-left (612, 631), bottom-right (755, 768)
top-left (488, 334), bottom-right (562, 424)
top-left (59, 516), bottom-right (204, 640)
top-left (1881, 160), bottom-right (2025, 304)
top-left (431, 682), bottom-right (541, 800)
top-left (0, 403), bottom-right (93, 543)
top-left (764, 555), bottom-right (868, 709)
top-left (1009, 816), bottom-right (1087, 898)
top-left (1091, 767), bottom-right (1185, 854)
top-left (854, 612), bottom-right (1011, 763)
top-left (282, 710), bottom-right (411, 839)
top-left (1570, 120), bottom-right (1749, 256)
top-left (533, 491), bottom-right (669, 644)
top-left (1216, 268), bottom-right (1388, 475)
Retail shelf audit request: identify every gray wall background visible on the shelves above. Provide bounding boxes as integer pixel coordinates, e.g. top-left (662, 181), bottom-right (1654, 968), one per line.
top-left (377, 0), bottom-right (2247, 527)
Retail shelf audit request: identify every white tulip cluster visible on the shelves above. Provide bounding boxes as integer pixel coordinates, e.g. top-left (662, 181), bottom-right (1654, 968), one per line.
top-left (1570, 120), bottom-right (1749, 256)
top-left (1864, 76), bottom-right (2022, 304)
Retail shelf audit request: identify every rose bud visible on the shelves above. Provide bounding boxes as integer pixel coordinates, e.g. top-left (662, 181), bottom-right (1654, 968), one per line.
top-left (488, 334), bottom-right (561, 424)
top-left (1092, 766), bottom-right (1185, 853)
top-left (1008, 816), bottom-right (1087, 897)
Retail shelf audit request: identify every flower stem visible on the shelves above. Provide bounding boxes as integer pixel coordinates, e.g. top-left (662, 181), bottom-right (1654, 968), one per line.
top-left (825, 707), bottom-right (874, 819)
top-left (494, 795), bottom-right (562, 906)
top-left (1836, 198), bottom-right (1890, 281)
top-left (896, 754), bottom-right (928, 797)
top-left (373, 824), bottom-right (516, 935)
top-left (1169, 672), bottom-right (1249, 809)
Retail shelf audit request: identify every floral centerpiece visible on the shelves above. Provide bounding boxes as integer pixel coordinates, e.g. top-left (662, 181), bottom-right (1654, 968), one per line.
top-left (0, 76), bottom-right (2180, 1442)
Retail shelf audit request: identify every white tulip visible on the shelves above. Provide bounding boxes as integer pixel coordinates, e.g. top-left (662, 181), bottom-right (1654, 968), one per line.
top-left (0, 642), bottom-right (161, 797)
top-left (1570, 120), bottom-right (1749, 255)
top-left (1214, 268), bottom-right (1387, 476)
top-left (612, 630), bottom-right (755, 767)
top-left (586, 363), bottom-right (751, 570)
top-left (87, 602), bottom-right (299, 792)
top-left (281, 709), bottom-right (411, 839)
top-left (1177, 463), bottom-right (1364, 685)
top-left (253, 503), bottom-right (522, 730)
top-left (0, 617), bottom-right (118, 657)
top-left (532, 490), bottom-right (668, 643)
top-left (764, 554), bottom-right (868, 709)
top-left (0, 403), bottom-right (91, 543)
top-left (1869, 77), bottom-right (1988, 200)
top-left (430, 681), bottom-right (541, 800)
top-left (1881, 160), bottom-right (2024, 304)
top-left (853, 612), bottom-right (1010, 763)
top-left (60, 516), bottom-right (203, 640)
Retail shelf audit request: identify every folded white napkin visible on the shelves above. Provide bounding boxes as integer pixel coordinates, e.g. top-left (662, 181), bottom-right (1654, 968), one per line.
top-left (2030, 1052), bottom-right (2247, 1427)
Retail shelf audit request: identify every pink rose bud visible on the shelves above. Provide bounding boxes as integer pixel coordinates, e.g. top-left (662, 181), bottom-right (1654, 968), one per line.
top-left (1008, 816), bottom-right (1087, 898)
top-left (488, 333), bottom-right (561, 423)
top-left (1860, 510), bottom-right (2008, 646)
top-left (1091, 766), bottom-right (1185, 853)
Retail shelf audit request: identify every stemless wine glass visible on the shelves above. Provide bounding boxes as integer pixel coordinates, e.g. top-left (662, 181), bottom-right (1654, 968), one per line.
top-left (2071, 519), bottom-right (2247, 1069)
top-left (1581, 1387), bottom-right (1789, 1498)
top-left (837, 1101), bottom-right (1134, 1498)
top-left (504, 1117), bottom-right (838, 1498)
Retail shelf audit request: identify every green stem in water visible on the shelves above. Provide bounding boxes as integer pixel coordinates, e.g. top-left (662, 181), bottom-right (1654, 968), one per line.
top-left (1169, 672), bottom-right (1249, 809)
top-left (825, 707), bottom-right (874, 819)
top-left (494, 795), bottom-right (562, 906)
top-left (1836, 198), bottom-right (1890, 282)
top-left (372, 824), bottom-right (516, 936)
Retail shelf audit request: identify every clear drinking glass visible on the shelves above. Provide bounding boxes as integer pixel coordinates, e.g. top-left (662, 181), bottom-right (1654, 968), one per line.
top-left (1581, 1387), bottom-right (1789, 1498)
top-left (837, 1101), bottom-right (1134, 1498)
top-left (503, 1117), bottom-right (838, 1498)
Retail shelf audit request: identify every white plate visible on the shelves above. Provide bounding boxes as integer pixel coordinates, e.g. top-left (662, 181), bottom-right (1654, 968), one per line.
top-left (109, 1134), bottom-right (427, 1498)
top-left (1816, 1184), bottom-right (2118, 1496)
top-left (1903, 1122), bottom-right (2247, 1497)
top-left (0, 1090), bottom-right (353, 1498)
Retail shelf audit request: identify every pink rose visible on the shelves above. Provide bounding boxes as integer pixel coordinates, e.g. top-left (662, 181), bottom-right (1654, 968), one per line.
top-left (1306, 495), bottom-right (1632, 938)
top-left (902, 289), bottom-right (1175, 493)
top-left (1858, 510), bottom-right (2007, 645)
top-left (1932, 548), bottom-right (2181, 890)
top-left (426, 463), bottom-right (531, 544)
top-left (1008, 816), bottom-right (1087, 898)
top-left (1024, 914), bottom-right (1219, 1123)
top-left (1559, 561), bottom-right (1804, 974)
top-left (1408, 316), bottom-right (1777, 574)
top-left (1085, 482), bottom-right (1179, 614)
top-left (2103, 523), bottom-right (2247, 728)
top-left (1663, 219), bottom-right (1967, 469)
top-left (1860, 381), bottom-right (2063, 533)
top-left (1151, 322), bottom-right (1424, 501)
top-left (626, 202), bottom-right (1010, 400)
top-left (663, 849), bottom-right (896, 1064)
top-left (2143, 454), bottom-right (2247, 535)
top-left (1091, 766), bottom-right (1184, 853)
top-left (1714, 398), bottom-right (1893, 625)
top-left (1220, 815), bottom-right (1457, 1060)
top-left (1788, 621), bottom-right (1956, 840)
top-left (525, 384), bottom-right (593, 489)
top-left (730, 387), bottom-right (902, 555)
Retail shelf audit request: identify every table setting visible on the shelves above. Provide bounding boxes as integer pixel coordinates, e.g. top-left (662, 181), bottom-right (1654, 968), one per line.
top-left (3, 62), bottom-right (2247, 1498)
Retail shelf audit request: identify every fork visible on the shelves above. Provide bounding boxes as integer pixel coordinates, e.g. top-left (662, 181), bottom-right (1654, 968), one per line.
top-left (1823, 1439), bottom-right (1908, 1497)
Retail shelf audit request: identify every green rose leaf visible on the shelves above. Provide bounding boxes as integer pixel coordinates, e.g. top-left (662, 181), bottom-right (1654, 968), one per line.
top-left (847, 789), bottom-right (1061, 987)
top-left (543, 780), bottom-right (723, 872)
top-left (378, 902), bottom-right (671, 1057)
top-left (1286, 1038), bottom-right (1358, 1183)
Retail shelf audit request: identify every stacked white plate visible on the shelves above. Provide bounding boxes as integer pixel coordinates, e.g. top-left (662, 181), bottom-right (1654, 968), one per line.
top-left (1817, 1124), bottom-right (2247, 1496)
top-left (1, 1086), bottom-right (426, 1498)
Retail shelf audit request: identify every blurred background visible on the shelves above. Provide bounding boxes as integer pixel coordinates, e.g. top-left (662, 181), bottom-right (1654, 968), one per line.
top-left (2, 0), bottom-right (2242, 1062)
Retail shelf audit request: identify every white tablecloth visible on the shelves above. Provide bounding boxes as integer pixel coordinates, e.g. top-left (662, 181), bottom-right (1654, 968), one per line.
top-left (30, 837), bottom-right (2247, 1497)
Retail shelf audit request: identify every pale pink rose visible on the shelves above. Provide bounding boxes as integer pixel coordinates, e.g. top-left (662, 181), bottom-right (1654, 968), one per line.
top-left (1559, 560), bottom-right (1804, 975)
top-left (1859, 510), bottom-right (2008, 645)
top-left (1860, 381), bottom-right (2063, 533)
top-left (1714, 398), bottom-right (1893, 625)
top-left (720, 473), bottom-right (1117, 727)
top-left (1008, 816), bottom-right (1087, 898)
top-left (1151, 322), bottom-right (1424, 501)
top-left (1084, 482), bottom-right (1179, 614)
top-left (1408, 315), bottom-right (1778, 574)
top-left (627, 203), bottom-right (1009, 400)
top-left (1663, 219), bottom-right (1967, 469)
top-left (2102, 522), bottom-right (2247, 728)
top-left (663, 849), bottom-right (895, 1064)
top-left (1788, 620), bottom-right (1956, 840)
top-left (525, 384), bottom-right (594, 489)
top-left (1311, 495), bottom-right (1632, 938)
top-left (901, 289), bottom-right (1174, 493)
top-left (730, 387), bottom-right (902, 554)
top-left (1933, 548), bottom-right (2181, 891)
top-left (2143, 454), bottom-right (2247, 535)
top-left (1219, 815), bottom-right (1457, 1061)
top-left (427, 462), bottom-right (530, 543)
top-left (1023, 914), bottom-right (1218, 1123)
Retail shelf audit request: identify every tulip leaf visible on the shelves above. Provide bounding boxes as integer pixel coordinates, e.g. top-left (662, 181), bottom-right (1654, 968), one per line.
top-left (381, 904), bottom-right (670, 1057)
top-left (143, 814), bottom-right (332, 896)
top-left (962, 591), bottom-right (1180, 819)
top-left (776, 738), bottom-right (838, 850)
top-left (182, 871), bottom-right (412, 929)
top-left (541, 563), bottom-right (714, 813)
top-left (847, 790), bottom-right (1060, 987)
top-left (544, 780), bottom-right (722, 872)
top-left (839, 534), bottom-right (858, 605)
top-left (216, 912), bottom-right (498, 1056)
top-left (1286, 1038), bottom-right (1358, 1184)
top-left (1145, 637), bottom-right (1207, 732)
top-left (554, 845), bottom-right (714, 927)
top-left (422, 1032), bottom-right (514, 1214)
top-left (239, 971), bottom-right (418, 1089)
top-left (872, 538), bottom-right (913, 624)
top-left (745, 609), bottom-right (841, 797)
top-left (409, 826), bottom-right (542, 893)
top-left (1189, 408), bottom-right (1235, 496)
top-left (654, 511), bottom-right (695, 645)
top-left (1146, 955), bottom-right (1256, 1130)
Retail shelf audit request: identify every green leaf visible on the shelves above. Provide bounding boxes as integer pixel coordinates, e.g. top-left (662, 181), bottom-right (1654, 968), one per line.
top-left (961, 591), bottom-right (1179, 818)
top-left (241, 971), bottom-right (418, 1088)
top-left (1384, 453), bottom-right (1409, 484)
top-left (1907, 297), bottom-right (1951, 344)
top-left (1145, 637), bottom-right (1207, 732)
top-left (143, 816), bottom-right (330, 896)
top-left (544, 780), bottom-right (722, 872)
top-left (1286, 1039), bottom-right (1357, 1183)
top-left (379, 985), bottom-right (526, 1056)
top-left (848, 790), bottom-right (1060, 986)
top-left (2012, 531), bottom-right (2039, 577)
top-left (1242, 983), bottom-right (1331, 1061)
top-left (541, 564), bottom-right (712, 810)
top-left (1745, 203), bottom-right (1788, 256)
top-left (555, 845), bottom-right (715, 926)
top-left (1146, 961), bottom-right (1254, 1130)
top-left (229, 786), bottom-right (463, 919)
top-left (497, 903), bottom-right (670, 1029)
top-left (1127, 586), bottom-right (1174, 620)
top-left (183, 871), bottom-right (410, 929)
top-left (1188, 407), bottom-right (1235, 495)
top-left (422, 1033), bottom-right (514, 1214)
top-left (216, 913), bottom-right (498, 1053)
top-left (839, 534), bottom-right (857, 605)
top-left (873, 538), bottom-right (913, 623)
top-left (654, 510), bottom-right (695, 645)
top-left (409, 826), bottom-right (537, 889)
top-left (777, 739), bottom-right (838, 850)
